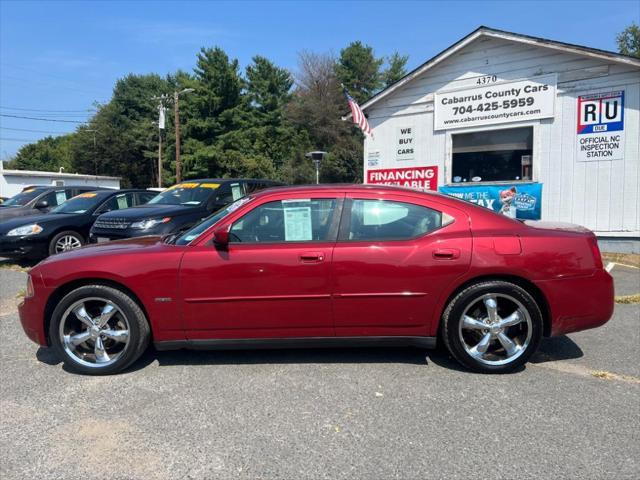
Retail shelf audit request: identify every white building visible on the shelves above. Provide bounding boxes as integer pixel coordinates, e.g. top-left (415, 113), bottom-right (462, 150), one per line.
top-left (353, 27), bottom-right (640, 252)
top-left (0, 165), bottom-right (120, 199)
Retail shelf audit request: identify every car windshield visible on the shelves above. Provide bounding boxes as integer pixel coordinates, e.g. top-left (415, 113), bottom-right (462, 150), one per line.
top-left (51, 192), bottom-right (102, 214)
top-left (174, 196), bottom-right (253, 246)
top-left (148, 182), bottom-right (219, 206)
top-left (0, 189), bottom-right (44, 207)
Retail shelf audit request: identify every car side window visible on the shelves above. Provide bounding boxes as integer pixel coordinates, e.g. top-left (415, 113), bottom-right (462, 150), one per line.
top-left (216, 183), bottom-right (244, 205)
top-left (135, 192), bottom-right (156, 205)
top-left (230, 198), bottom-right (337, 243)
top-left (40, 190), bottom-right (68, 208)
top-left (96, 194), bottom-right (133, 214)
top-left (345, 199), bottom-right (445, 241)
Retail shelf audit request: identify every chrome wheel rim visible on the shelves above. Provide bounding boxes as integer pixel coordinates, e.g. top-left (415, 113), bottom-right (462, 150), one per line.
top-left (54, 235), bottom-right (82, 254)
top-left (458, 293), bottom-right (532, 366)
top-left (59, 297), bottom-right (130, 368)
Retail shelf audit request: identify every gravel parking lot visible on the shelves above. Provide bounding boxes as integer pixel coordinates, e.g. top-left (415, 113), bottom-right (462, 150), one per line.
top-left (1, 262), bottom-right (638, 480)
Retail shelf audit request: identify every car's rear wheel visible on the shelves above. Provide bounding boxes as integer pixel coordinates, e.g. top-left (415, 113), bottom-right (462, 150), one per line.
top-left (49, 285), bottom-right (150, 375)
top-left (442, 281), bottom-right (543, 373)
top-left (49, 230), bottom-right (84, 255)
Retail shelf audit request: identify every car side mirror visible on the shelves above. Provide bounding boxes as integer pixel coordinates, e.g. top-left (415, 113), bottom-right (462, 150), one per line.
top-left (34, 200), bottom-right (49, 210)
top-left (212, 226), bottom-right (230, 249)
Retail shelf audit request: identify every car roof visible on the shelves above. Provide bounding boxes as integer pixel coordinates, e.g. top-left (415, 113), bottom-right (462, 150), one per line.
top-left (181, 178), bottom-right (284, 184)
top-left (252, 183), bottom-right (444, 197)
top-left (83, 188), bottom-right (153, 198)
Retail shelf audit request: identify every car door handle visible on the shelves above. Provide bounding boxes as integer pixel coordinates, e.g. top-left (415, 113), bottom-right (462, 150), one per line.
top-left (299, 252), bottom-right (325, 263)
top-left (433, 248), bottom-right (460, 260)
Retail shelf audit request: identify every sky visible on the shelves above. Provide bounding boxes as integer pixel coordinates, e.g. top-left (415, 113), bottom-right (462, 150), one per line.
top-left (0, 0), bottom-right (638, 160)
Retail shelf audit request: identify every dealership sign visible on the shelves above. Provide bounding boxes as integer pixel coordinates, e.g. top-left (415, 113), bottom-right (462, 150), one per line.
top-left (439, 183), bottom-right (542, 220)
top-left (434, 74), bottom-right (556, 130)
top-left (367, 166), bottom-right (438, 191)
top-left (576, 90), bottom-right (624, 161)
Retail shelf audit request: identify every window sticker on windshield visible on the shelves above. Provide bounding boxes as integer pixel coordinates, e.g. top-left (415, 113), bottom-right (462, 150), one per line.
top-left (56, 191), bottom-right (67, 204)
top-left (168, 182), bottom-right (198, 190)
top-left (284, 206), bottom-right (312, 241)
top-left (200, 183), bottom-right (220, 189)
top-left (231, 183), bottom-right (242, 200)
top-left (116, 195), bottom-right (128, 209)
top-left (23, 188), bottom-right (35, 193)
top-left (77, 193), bottom-right (98, 198)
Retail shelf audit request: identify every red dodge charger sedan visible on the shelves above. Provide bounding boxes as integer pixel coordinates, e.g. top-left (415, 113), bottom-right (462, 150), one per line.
top-left (18, 184), bottom-right (614, 375)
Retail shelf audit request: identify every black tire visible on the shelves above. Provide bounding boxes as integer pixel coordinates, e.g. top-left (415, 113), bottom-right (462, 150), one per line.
top-left (48, 230), bottom-right (84, 256)
top-left (442, 280), bottom-right (543, 373)
top-left (49, 285), bottom-right (150, 375)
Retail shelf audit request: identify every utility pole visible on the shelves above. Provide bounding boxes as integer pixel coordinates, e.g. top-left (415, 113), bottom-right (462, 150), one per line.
top-left (174, 90), bottom-right (181, 183)
top-left (173, 88), bottom-right (194, 184)
top-left (152, 95), bottom-right (169, 188)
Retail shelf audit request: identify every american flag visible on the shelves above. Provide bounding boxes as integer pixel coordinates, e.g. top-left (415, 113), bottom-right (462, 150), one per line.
top-left (343, 86), bottom-right (373, 137)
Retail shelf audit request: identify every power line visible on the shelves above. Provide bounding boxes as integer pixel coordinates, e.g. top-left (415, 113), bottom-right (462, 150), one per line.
top-left (0, 137), bottom-right (44, 142)
top-left (1, 127), bottom-right (68, 135)
top-left (0, 114), bottom-right (86, 124)
top-left (0, 106), bottom-right (97, 113)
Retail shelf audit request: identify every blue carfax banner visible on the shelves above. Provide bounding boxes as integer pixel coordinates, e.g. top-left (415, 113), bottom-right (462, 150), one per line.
top-left (439, 183), bottom-right (542, 220)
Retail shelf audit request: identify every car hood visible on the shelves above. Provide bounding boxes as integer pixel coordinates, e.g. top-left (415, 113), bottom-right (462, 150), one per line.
top-left (97, 204), bottom-right (201, 220)
top-left (0, 213), bottom-right (82, 234)
top-left (0, 206), bottom-right (37, 221)
top-left (38, 235), bottom-right (166, 264)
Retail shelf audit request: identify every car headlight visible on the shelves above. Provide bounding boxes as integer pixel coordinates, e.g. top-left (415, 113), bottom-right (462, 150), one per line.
top-left (130, 217), bottom-right (171, 229)
top-left (6, 224), bottom-right (43, 236)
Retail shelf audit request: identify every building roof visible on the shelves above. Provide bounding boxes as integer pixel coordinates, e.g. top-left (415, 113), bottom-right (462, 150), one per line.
top-left (344, 26), bottom-right (640, 119)
top-left (0, 168), bottom-right (120, 181)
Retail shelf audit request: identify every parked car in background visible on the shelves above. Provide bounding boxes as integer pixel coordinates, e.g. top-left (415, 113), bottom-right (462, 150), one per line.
top-left (19, 184), bottom-right (613, 375)
top-left (0, 189), bottom-right (155, 259)
top-left (0, 186), bottom-right (102, 222)
top-left (89, 179), bottom-right (284, 243)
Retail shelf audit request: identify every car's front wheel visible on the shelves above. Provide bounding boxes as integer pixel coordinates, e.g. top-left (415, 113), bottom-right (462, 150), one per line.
top-left (49, 230), bottom-right (84, 256)
top-left (49, 285), bottom-right (150, 375)
top-left (442, 280), bottom-right (543, 373)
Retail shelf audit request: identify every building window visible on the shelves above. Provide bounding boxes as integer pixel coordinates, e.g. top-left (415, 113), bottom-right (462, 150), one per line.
top-left (451, 127), bottom-right (533, 183)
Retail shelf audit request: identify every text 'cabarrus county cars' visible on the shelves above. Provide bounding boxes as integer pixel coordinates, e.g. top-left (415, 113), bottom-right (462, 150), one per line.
top-left (0, 189), bottom-right (155, 259)
top-left (18, 184), bottom-right (614, 375)
top-left (89, 178), bottom-right (284, 242)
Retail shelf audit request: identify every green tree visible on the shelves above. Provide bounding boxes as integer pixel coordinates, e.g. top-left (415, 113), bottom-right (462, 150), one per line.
top-left (335, 41), bottom-right (383, 103)
top-left (617, 22), bottom-right (640, 58)
top-left (382, 52), bottom-right (409, 87)
top-left (287, 51), bottom-right (362, 184)
top-left (181, 47), bottom-right (244, 179)
top-left (7, 134), bottom-right (75, 172)
top-left (70, 73), bottom-right (171, 187)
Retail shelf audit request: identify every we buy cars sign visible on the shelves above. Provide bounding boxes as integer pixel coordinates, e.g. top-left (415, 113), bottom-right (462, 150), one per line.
top-left (366, 166), bottom-right (438, 191)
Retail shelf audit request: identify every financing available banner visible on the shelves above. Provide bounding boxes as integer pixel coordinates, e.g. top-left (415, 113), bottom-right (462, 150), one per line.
top-left (439, 183), bottom-right (542, 220)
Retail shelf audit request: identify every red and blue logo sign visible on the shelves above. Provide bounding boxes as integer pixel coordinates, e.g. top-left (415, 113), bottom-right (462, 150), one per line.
top-left (577, 91), bottom-right (624, 134)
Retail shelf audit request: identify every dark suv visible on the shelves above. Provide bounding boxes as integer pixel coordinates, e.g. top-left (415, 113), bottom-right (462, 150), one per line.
top-left (89, 179), bottom-right (284, 243)
top-left (0, 186), bottom-right (102, 221)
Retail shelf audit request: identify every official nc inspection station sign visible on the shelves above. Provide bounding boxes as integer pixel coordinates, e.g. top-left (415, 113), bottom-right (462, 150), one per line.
top-left (576, 90), bottom-right (625, 161)
top-left (434, 74), bottom-right (556, 130)
top-left (439, 183), bottom-right (543, 220)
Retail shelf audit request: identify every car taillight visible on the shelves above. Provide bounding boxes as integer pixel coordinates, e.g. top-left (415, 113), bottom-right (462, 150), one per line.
top-left (26, 275), bottom-right (34, 298)
top-left (589, 236), bottom-right (603, 270)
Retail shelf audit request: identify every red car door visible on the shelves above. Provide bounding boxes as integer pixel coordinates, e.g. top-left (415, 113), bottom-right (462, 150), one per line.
top-left (179, 194), bottom-right (343, 340)
top-left (331, 192), bottom-right (472, 337)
